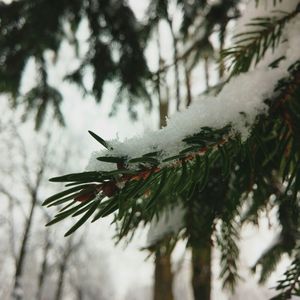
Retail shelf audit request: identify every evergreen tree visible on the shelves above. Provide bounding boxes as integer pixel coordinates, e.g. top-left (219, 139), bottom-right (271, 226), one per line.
top-left (43, 0), bottom-right (300, 299)
top-left (145, 1), bottom-right (240, 299)
top-left (2, 1), bottom-right (244, 298)
top-left (0, 0), bottom-right (151, 128)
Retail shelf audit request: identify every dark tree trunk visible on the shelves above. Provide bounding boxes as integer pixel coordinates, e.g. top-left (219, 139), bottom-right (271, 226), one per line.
top-left (184, 64), bottom-right (192, 107)
top-left (191, 243), bottom-right (211, 300)
top-left (12, 193), bottom-right (38, 300)
top-left (157, 26), bottom-right (169, 129)
top-left (153, 27), bottom-right (174, 300)
top-left (154, 251), bottom-right (174, 300)
top-left (167, 19), bottom-right (181, 111)
top-left (219, 23), bottom-right (227, 79)
top-left (204, 56), bottom-right (210, 91)
top-left (159, 101), bottom-right (168, 128)
top-left (173, 35), bottom-right (181, 111)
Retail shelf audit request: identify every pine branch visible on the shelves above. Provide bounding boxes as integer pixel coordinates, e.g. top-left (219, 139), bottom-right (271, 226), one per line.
top-left (253, 238), bottom-right (286, 284)
top-left (217, 219), bottom-right (241, 292)
top-left (222, 6), bottom-right (300, 76)
top-left (44, 125), bottom-right (234, 229)
top-left (44, 62), bottom-right (300, 236)
top-left (271, 255), bottom-right (300, 299)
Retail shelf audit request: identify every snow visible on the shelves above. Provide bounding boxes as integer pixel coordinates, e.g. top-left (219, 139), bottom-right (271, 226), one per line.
top-left (87, 11), bottom-right (300, 172)
top-left (285, 17), bottom-right (300, 64)
top-left (147, 205), bottom-right (185, 246)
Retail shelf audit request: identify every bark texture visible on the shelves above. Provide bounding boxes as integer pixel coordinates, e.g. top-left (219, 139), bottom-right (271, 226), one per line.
top-left (154, 251), bottom-right (174, 300)
top-left (191, 244), bottom-right (211, 300)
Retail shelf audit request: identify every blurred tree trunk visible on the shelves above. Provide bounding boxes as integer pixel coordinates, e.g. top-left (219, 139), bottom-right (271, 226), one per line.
top-left (55, 259), bottom-right (67, 300)
top-left (7, 198), bottom-right (17, 262)
top-left (154, 250), bottom-right (174, 300)
top-left (12, 194), bottom-right (38, 300)
top-left (184, 62), bottom-right (192, 107)
top-left (204, 56), bottom-right (210, 91)
top-left (180, 38), bottom-right (212, 300)
top-left (12, 138), bottom-right (47, 300)
top-left (191, 243), bottom-right (211, 300)
top-left (190, 21), bottom-right (228, 300)
top-left (153, 28), bottom-right (174, 300)
top-left (219, 24), bottom-right (226, 79)
top-left (190, 54), bottom-right (212, 300)
top-left (160, 99), bottom-right (168, 128)
top-left (36, 227), bottom-right (51, 300)
top-left (157, 25), bottom-right (169, 129)
top-left (54, 239), bottom-right (73, 300)
top-left (166, 18), bottom-right (181, 111)
top-left (76, 287), bottom-right (84, 300)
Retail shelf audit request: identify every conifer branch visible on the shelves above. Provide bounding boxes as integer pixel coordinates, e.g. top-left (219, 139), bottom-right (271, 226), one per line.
top-left (44, 63), bottom-right (300, 236)
top-left (222, 6), bottom-right (300, 76)
top-left (217, 219), bottom-right (241, 292)
top-left (271, 255), bottom-right (300, 299)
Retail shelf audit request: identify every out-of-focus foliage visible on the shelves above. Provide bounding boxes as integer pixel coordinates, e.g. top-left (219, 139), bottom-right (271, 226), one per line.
top-left (0, 0), bottom-right (151, 126)
top-left (0, 0), bottom-right (242, 129)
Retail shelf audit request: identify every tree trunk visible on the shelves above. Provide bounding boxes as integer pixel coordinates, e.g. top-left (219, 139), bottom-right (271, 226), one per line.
top-left (191, 243), bottom-right (211, 300)
top-left (76, 287), bottom-right (84, 300)
top-left (219, 23), bottom-right (227, 80)
top-left (184, 64), bottom-right (192, 107)
top-left (54, 258), bottom-right (67, 300)
top-left (204, 56), bottom-right (210, 91)
top-left (54, 239), bottom-right (73, 300)
top-left (12, 193), bottom-right (38, 300)
top-left (153, 26), bottom-right (174, 300)
top-left (159, 101), bottom-right (168, 128)
top-left (173, 35), bottom-right (181, 111)
top-left (167, 19), bottom-right (181, 111)
top-left (157, 25), bottom-right (169, 129)
top-left (36, 231), bottom-right (51, 300)
top-left (154, 251), bottom-right (174, 300)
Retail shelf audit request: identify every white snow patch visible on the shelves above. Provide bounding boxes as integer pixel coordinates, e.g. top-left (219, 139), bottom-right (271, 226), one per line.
top-left (146, 205), bottom-right (185, 246)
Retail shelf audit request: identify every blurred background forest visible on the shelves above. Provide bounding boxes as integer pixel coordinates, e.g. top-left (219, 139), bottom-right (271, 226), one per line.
top-left (0, 0), bottom-right (298, 299)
